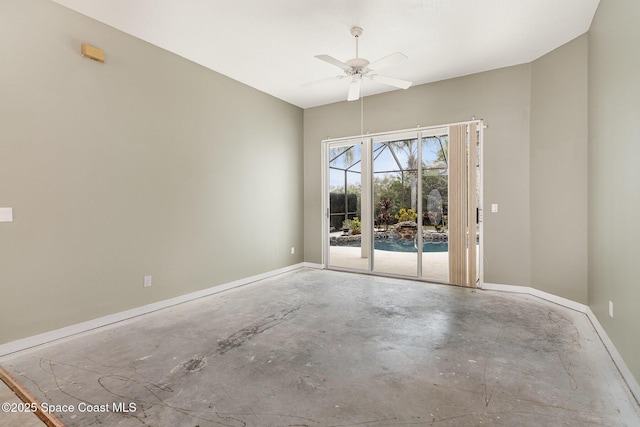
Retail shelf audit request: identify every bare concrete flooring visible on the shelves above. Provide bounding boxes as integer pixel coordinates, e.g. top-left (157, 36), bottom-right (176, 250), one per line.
top-left (1, 268), bottom-right (639, 426)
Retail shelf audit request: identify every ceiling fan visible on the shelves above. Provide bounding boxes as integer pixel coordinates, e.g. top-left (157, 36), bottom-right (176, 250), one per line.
top-left (303, 27), bottom-right (412, 101)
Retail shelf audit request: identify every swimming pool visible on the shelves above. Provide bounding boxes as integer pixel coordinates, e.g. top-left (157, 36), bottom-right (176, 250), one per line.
top-left (374, 238), bottom-right (447, 253)
top-left (332, 238), bottom-right (447, 253)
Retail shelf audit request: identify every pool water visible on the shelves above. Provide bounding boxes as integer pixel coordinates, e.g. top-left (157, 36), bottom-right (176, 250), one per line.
top-left (374, 239), bottom-right (447, 253)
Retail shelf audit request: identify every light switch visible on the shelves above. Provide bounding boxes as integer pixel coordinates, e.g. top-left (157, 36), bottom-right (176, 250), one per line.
top-left (0, 208), bottom-right (13, 222)
top-left (491, 204), bottom-right (498, 213)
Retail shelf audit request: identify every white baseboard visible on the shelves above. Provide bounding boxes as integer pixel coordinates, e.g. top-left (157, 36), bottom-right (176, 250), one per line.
top-left (0, 262), bottom-right (307, 359)
top-left (301, 262), bottom-right (324, 269)
top-left (585, 307), bottom-right (640, 404)
top-left (480, 281), bottom-right (640, 405)
top-left (480, 282), bottom-right (588, 313)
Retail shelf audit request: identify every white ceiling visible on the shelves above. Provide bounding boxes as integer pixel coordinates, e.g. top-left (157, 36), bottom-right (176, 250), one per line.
top-left (51, 0), bottom-right (599, 109)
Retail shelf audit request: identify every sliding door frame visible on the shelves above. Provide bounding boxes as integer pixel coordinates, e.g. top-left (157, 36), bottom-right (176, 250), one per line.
top-left (322, 119), bottom-right (484, 286)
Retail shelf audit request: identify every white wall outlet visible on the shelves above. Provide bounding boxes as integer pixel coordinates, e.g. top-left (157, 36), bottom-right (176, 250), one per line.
top-left (609, 300), bottom-right (613, 318)
top-left (491, 204), bottom-right (498, 213)
top-left (144, 275), bottom-right (152, 288)
top-left (291, 247), bottom-right (295, 255)
top-left (0, 207), bottom-right (13, 222)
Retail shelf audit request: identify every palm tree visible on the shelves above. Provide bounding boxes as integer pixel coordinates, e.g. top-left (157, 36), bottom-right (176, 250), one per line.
top-left (389, 139), bottom-right (419, 211)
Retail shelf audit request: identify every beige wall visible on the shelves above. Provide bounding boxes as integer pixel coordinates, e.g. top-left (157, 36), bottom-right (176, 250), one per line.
top-left (530, 35), bottom-right (589, 303)
top-left (0, 0), bottom-right (303, 343)
top-left (304, 65), bottom-right (533, 286)
top-left (589, 0), bottom-right (640, 383)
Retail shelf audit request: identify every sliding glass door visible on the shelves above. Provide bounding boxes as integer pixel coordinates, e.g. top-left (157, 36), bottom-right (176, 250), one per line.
top-left (420, 133), bottom-right (450, 282)
top-left (372, 133), bottom-right (419, 277)
top-left (327, 140), bottom-right (368, 271)
top-left (324, 121), bottom-right (481, 287)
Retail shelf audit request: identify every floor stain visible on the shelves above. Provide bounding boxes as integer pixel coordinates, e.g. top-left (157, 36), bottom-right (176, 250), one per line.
top-left (217, 306), bottom-right (301, 354)
top-left (182, 357), bottom-right (207, 373)
top-left (370, 306), bottom-right (407, 319)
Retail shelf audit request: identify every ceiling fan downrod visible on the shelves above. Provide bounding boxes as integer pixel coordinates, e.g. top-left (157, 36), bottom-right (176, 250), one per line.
top-left (351, 26), bottom-right (363, 59)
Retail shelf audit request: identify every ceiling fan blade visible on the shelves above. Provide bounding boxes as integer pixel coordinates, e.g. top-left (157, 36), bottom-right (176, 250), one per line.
top-left (368, 52), bottom-right (408, 71)
top-left (370, 74), bottom-right (412, 90)
top-left (300, 75), bottom-right (345, 88)
top-left (315, 54), bottom-right (352, 72)
top-left (347, 77), bottom-right (362, 101)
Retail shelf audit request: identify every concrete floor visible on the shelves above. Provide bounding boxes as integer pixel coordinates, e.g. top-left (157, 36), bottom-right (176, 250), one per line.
top-left (1, 268), bottom-right (638, 427)
top-left (329, 245), bottom-right (471, 283)
top-left (0, 380), bottom-right (43, 427)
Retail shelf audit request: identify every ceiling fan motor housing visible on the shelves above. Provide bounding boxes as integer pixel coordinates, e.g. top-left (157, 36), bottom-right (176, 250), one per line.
top-left (345, 58), bottom-right (370, 75)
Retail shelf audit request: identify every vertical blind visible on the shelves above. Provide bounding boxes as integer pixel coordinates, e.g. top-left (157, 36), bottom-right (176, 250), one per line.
top-left (448, 123), bottom-right (478, 287)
